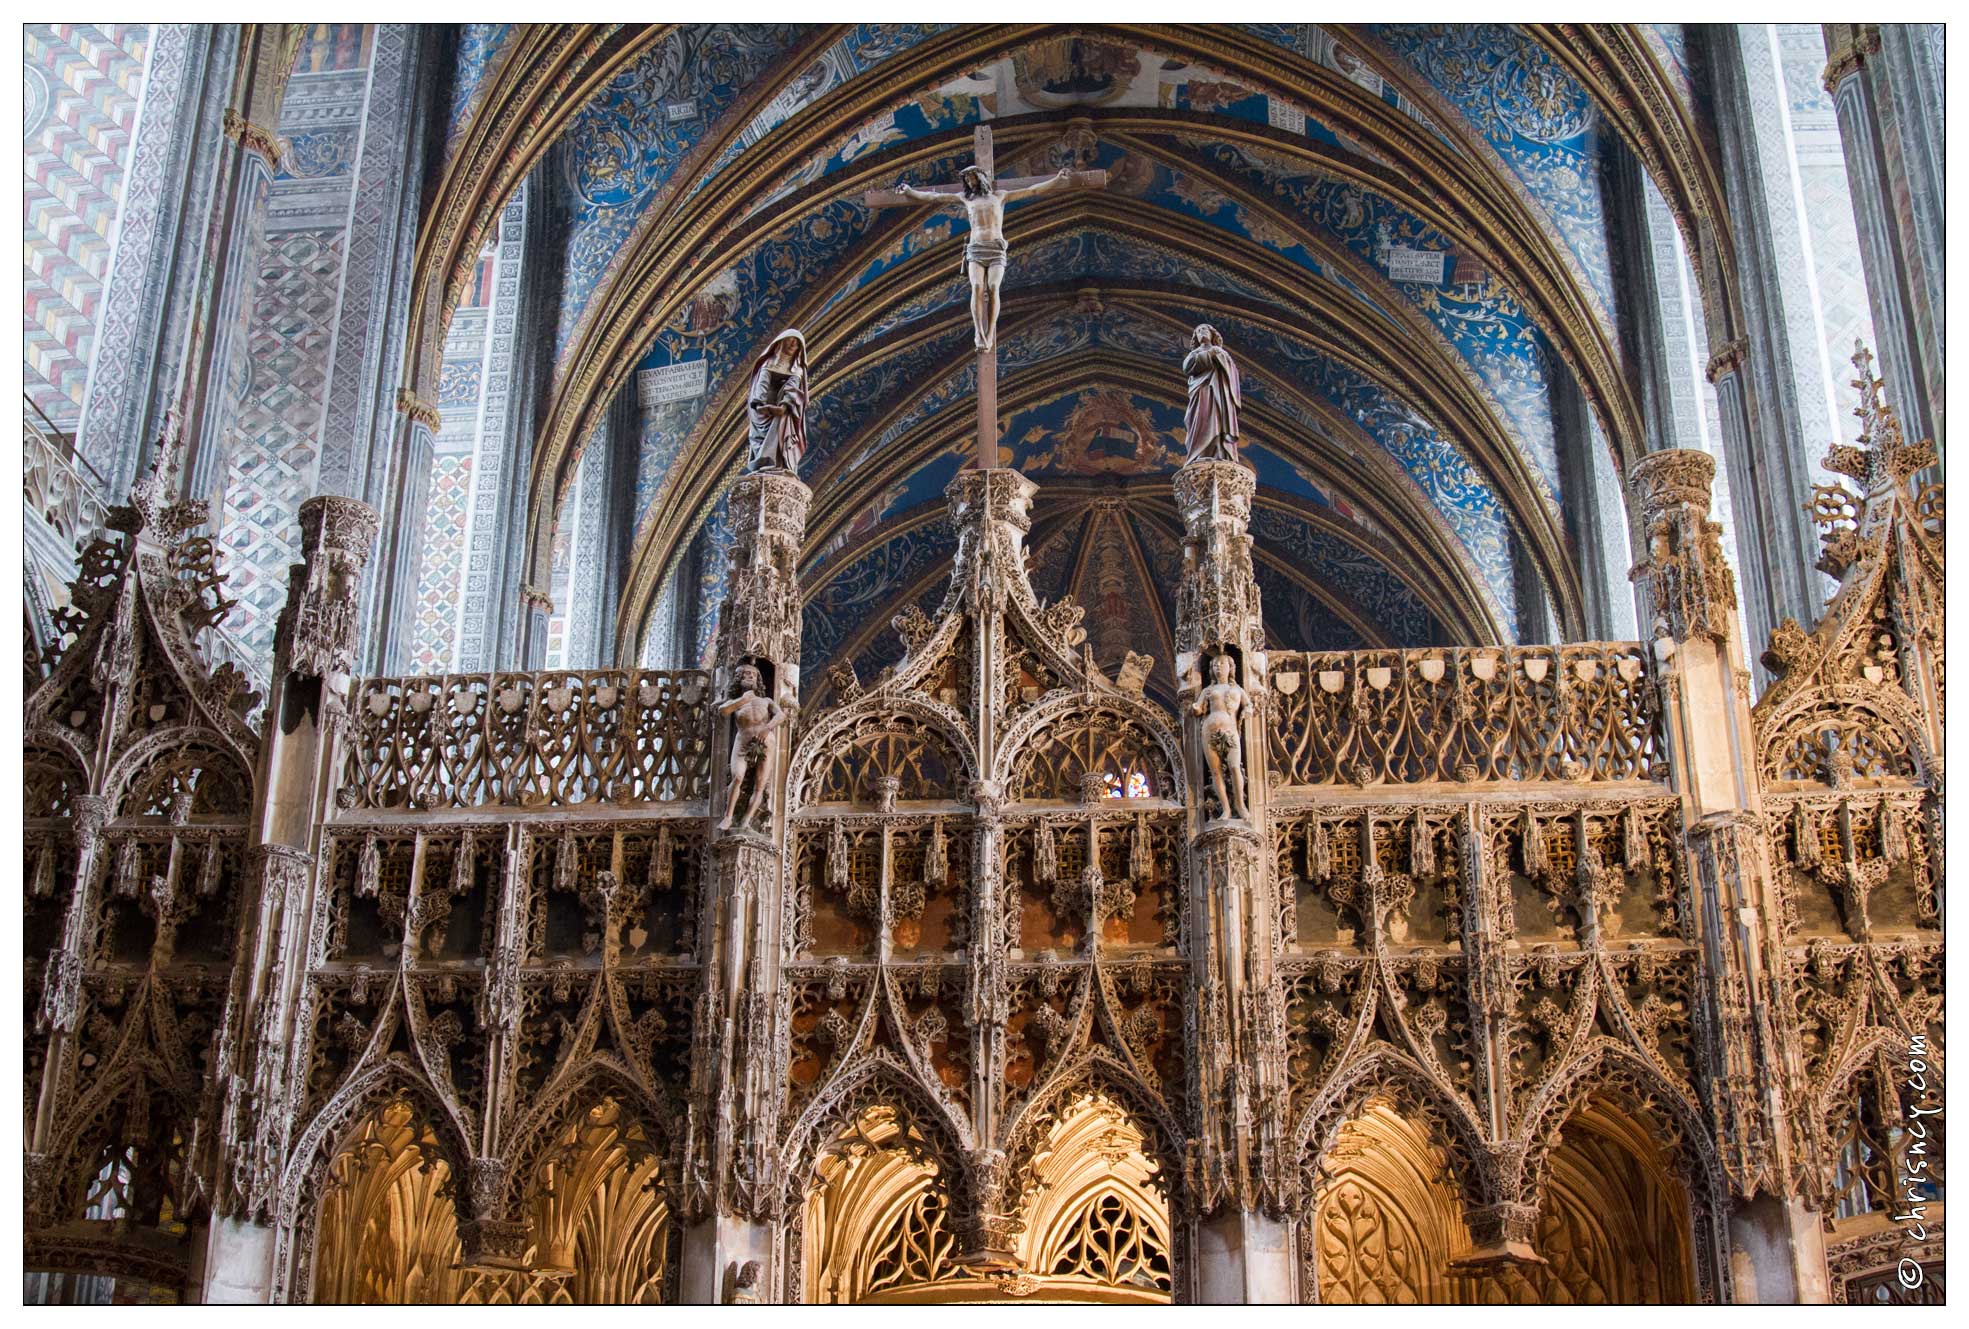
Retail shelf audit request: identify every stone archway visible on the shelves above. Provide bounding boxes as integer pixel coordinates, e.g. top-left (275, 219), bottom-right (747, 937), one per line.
top-left (312, 1099), bottom-right (463, 1305)
top-left (800, 1096), bottom-right (1171, 1304)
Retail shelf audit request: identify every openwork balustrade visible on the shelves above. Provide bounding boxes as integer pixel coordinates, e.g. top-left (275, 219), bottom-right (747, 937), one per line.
top-left (1267, 644), bottom-right (1663, 788)
top-left (23, 399), bottom-right (109, 552)
top-left (340, 669), bottom-right (714, 811)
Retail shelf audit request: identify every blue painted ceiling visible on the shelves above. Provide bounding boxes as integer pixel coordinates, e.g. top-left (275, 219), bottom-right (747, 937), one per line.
top-left (504, 23), bottom-right (1642, 674)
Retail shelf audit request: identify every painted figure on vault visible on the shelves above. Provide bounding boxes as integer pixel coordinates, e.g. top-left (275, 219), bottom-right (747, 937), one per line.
top-left (744, 329), bottom-right (809, 475)
top-left (1182, 323), bottom-right (1242, 465)
top-left (892, 165), bottom-right (1076, 351)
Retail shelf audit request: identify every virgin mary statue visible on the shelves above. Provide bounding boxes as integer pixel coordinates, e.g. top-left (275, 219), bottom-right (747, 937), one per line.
top-left (1182, 324), bottom-right (1241, 465)
top-left (743, 329), bottom-right (809, 475)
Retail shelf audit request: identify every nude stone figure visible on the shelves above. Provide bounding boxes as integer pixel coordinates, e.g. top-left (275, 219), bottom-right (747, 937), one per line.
top-left (892, 165), bottom-right (1076, 351)
top-left (718, 662), bottom-right (786, 831)
top-left (1192, 653), bottom-right (1251, 822)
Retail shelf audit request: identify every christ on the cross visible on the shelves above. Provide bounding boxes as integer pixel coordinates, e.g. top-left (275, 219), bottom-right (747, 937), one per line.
top-left (892, 165), bottom-right (1071, 351)
top-left (870, 126), bottom-right (1108, 354)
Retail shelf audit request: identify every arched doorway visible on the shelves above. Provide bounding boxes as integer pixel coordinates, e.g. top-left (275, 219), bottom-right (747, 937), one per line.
top-left (801, 1096), bottom-right (1171, 1303)
top-left (312, 1099), bottom-right (462, 1304)
top-left (1308, 1094), bottom-right (1700, 1303)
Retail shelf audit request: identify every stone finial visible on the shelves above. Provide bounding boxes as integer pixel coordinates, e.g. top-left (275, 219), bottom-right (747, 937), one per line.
top-left (279, 494), bottom-right (380, 681)
top-left (1828, 340), bottom-right (1936, 493)
top-left (714, 471), bottom-right (810, 672)
top-left (1628, 449), bottom-right (1736, 645)
top-left (946, 468), bottom-right (1038, 615)
top-left (1172, 458), bottom-right (1264, 685)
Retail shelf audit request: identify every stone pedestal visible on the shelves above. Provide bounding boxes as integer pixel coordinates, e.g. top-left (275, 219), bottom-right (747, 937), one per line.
top-left (204, 494), bottom-right (380, 1297)
top-left (197, 1217), bottom-right (280, 1304)
top-left (680, 1211), bottom-right (778, 1304)
top-left (1195, 1208), bottom-right (1295, 1304)
top-left (1173, 458), bottom-right (1294, 1300)
top-left (714, 472), bottom-right (812, 680)
top-left (684, 468), bottom-right (811, 1302)
top-left (1728, 1195), bottom-right (1831, 1304)
top-left (1631, 450), bottom-right (1822, 1300)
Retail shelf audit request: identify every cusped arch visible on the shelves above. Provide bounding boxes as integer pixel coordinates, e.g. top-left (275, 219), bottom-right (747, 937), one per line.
top-left (24, 745), bottom-right (86, 819)
top-left (1517, 1039), bottom-right (1722, 1205)
top-left (1756, 685), bottom-right (1940, 791)
top-left (1003, 1049), bottom-right (1187, 1208)
top-left (500, 1057), bottom-right (679, 1218)
top-left (41, 1053), bottom-right (202, 1226)
top-left (996, 690), bottom-right (1186, 804)
top-left (777, 1051), bottom-right (973, 1220)
top-left (1292, 1045), bottom-right (1489, 1203)
top-left (787, 695), bottom-right (979, 813)
top-left (107, 727), bottom-right (254, 819)
top-left (276, 1058), bottom-right (476, 1304)
top-left (1511, 1038), bottom-right (1730, 1302)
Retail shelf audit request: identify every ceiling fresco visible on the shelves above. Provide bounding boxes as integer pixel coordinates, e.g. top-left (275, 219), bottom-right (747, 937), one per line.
top-left (490, 22), bottom-right (1713, 680)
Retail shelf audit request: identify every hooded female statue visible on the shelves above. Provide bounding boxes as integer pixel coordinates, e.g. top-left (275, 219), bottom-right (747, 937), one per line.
top-left (744, 329), bottom-right (808, 475)
top-left (1182, 324), bottom-right (1242, 464)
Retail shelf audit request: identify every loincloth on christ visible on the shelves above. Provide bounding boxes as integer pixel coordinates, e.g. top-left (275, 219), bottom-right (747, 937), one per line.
top-left (962, 236), bottom-right (1008, 273)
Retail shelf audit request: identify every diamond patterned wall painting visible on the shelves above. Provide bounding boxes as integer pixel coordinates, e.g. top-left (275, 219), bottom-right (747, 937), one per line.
top-left (22, 24), bottom-right (150, 431)
top-left (217, 230), bottom-right (347, 661)
top-left (411, 452), bottom-right (475, 671)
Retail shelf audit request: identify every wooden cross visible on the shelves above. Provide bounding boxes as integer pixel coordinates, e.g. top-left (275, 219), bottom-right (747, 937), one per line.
top-left (866, 124), bottom-right (1108, 468)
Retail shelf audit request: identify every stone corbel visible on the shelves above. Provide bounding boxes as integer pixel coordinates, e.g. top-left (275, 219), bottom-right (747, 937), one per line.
top-left (949, 1147), bottom-right (1022, 1272)
top-left (1704, 337), bottom-right (1748, 385)
top-left (221, 106), bottom-right (284, 170)
top-left (1454, 1200), bottom-right (1545, 1269)
top-left (457, 1158), bottom-right (530, 1269)
top-left (279, 494), bottom-right (380, 683)
top-left (1821, 24), bottom-right (1881, 94)
top-left (394, 386), bottom-right (442, 434)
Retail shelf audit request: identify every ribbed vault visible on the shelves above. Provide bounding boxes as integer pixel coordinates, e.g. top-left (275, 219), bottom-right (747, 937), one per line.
top-left (423, 23), bottom-right (1740, 675)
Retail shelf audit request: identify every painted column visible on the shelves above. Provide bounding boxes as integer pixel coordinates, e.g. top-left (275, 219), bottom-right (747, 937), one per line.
top-left (372, 391), bottom-right (440, 673)
top-left (290, 23), bottom-right (429, 673)
top-left (1609, 149), bottom-right (1755, 665)
top-left (456, 186), bottom-right (533, 672)
top-left (517, 586), bottom-right (554, 669)
top-left (1550, 370), bottom-right (1636, 640)
top-left (203, 493), bottom-right (380, 1302)
top-left (1172, 459), bottom-right (1295, 1303)
top-left (1822, 25), bottom-right (1940, 451)
top-left (77, 24), bottom-right (240, 496)
top-left (1702, 24), bottom-right (1850, 655)
top-left (681, 469), bottom-right (811, 1302)
top-left (1628, 451), bottom-right (1826, 1303)
top-left (182, 25), bottom-right (304, 508)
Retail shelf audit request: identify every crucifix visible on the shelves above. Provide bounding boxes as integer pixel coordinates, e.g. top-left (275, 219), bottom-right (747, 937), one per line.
top-left (865, 124), bottom-right (1107, 467)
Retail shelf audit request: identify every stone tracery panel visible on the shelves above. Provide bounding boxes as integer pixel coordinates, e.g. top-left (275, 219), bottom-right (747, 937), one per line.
top-left (1267, 645), bottom-right (1662, 787)
top-left (340, 669), bottom-right (712, 810)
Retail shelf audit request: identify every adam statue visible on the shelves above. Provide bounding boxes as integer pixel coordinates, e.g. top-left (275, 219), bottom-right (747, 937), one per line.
top-left (717, 662), bottom-right (787, 832)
